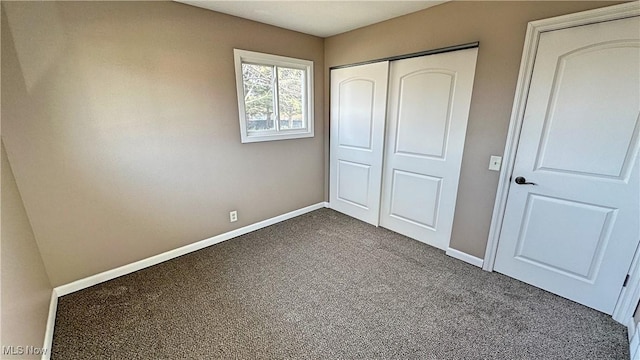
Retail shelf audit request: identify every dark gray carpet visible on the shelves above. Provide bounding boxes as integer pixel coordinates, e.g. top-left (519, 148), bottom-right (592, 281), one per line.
top-left (52, 208), bottom-right (628, 359)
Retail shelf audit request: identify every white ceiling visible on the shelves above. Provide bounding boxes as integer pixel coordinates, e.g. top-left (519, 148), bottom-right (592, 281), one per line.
top-left (175, 1), bottom-right (447, 37)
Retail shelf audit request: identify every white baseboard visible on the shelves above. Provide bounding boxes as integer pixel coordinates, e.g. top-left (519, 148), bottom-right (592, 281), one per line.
top-left (41, 290), bottom-right (58, 360)
top-left (55, 202), bottom-right (326, 297)
top-left (446, 247), bottom-right (484, 268)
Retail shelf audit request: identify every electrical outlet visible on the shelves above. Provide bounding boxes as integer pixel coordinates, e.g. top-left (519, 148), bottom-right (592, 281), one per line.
top-left (489, 155), bottom-right (502, 171)
top-left (229, 210), bottom-right (238, 222)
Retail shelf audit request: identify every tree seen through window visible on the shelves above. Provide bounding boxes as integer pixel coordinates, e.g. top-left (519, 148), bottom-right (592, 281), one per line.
top-left (242, 63), bottom-right (304, 131)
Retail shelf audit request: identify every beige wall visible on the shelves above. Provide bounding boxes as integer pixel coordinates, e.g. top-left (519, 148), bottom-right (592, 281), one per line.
top-left (1, 1), bottom-right (324, 286)
top-left (324, 1), bottom-right (625, 258)
top-left (1, 140), bottom-right (53, 358)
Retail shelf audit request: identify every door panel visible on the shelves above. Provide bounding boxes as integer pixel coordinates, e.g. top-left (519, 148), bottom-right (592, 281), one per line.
top-left (514, 194), bottom-right (615, 281)
top-left (336, 160), bottom-right (371, 208)
top-left (395, 71), bottom-right (454, 158)
top-left (534, 41), bottom-right (640, 179)
top-left (389, 170), bottom-right (441, 229)
top-left (330, 62), bottom-right (389, 225)
top-left (494, 16), bottom-right (640, 314)
top-left (380, 48), bottom-right (478, 250)
top-left (338, 79), bottom-right (375, 149)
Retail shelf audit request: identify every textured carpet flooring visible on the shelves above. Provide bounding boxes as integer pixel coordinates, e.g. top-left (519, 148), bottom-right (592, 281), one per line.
top-left (52, 208), bottom-right (628, 359)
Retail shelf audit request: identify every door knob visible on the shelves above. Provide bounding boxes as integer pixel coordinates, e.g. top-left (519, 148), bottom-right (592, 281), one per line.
top-left (514, 176), bottom-right (536, 185)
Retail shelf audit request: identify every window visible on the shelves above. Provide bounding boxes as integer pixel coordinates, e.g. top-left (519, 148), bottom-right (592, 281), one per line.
top-left (234, 49), bottom-right (314, 143)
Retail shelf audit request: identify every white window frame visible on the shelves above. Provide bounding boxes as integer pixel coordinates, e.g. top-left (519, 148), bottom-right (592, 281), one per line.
top-left (234, 49), bottom-right (314, 143)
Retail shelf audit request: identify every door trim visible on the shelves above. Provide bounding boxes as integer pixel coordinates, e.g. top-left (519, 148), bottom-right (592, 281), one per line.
top-left (613, 242), bottom-right (640, 327)
top-left (483, 1), bottom-right (640, 320)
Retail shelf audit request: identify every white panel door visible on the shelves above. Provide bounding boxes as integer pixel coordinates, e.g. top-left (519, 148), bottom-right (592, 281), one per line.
top-left (494, 16), bottom-right (640, 314)
top-left (380, 48), bottom-right (478, 250)
top-left (330, 62), bottom-right (389, 225)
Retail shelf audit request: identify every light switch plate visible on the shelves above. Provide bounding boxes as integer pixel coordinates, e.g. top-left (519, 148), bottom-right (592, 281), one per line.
top-left (489, 155), bottom-right (502, 171)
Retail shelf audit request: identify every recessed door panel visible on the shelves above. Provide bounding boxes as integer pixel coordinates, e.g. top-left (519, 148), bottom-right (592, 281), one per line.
top-left (380, 48), bottom-right (478, 250)
top-left (338, 79), bottom-right (375, 150)
top-left (395, 71), bottom-right (454, 159)
top-left (389, 170), bottom-right (441, 229)
top-left (514, 194), bottom-right (614, 281)
top-left (495, 16), bottom-right (640, 314)
top-left (536, 42), bottom-right (640, 179)
top-left (337, 160), bottom-right (371, 209)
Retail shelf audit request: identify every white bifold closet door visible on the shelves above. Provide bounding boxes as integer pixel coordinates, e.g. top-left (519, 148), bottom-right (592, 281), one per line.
top-left (330, 48), bottom-right (478, 250)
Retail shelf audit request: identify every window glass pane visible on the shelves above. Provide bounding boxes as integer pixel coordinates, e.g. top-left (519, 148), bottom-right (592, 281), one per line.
top-left (242, 63), bottom-right (275, 131)
top-left (277, 67), bottom-right (305, 130)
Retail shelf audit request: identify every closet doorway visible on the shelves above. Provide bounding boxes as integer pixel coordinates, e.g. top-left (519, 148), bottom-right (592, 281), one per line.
top-left (329, 46), bottom-right (478, 250)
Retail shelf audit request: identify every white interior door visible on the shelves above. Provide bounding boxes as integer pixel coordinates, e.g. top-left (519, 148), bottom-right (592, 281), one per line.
top-left (494, 16), bottom-right (640, 314)
top-left (329, 62), bottom-right (389, 225)
top-left (379, 49), bottom-right (478, 250)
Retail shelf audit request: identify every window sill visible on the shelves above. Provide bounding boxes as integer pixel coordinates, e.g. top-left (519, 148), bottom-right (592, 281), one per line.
top-left (241, 129), bottom-right (314, 143)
